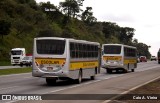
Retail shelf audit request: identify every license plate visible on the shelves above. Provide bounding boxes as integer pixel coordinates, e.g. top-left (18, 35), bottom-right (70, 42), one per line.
top-left (47, 67), bottom-right (53, 71)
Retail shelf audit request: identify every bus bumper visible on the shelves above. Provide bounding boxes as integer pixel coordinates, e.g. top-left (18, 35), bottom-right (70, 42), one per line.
top-left (32, 69), bottom-right (68, 78)
top-left (101, 63), bottom-right (124, 69)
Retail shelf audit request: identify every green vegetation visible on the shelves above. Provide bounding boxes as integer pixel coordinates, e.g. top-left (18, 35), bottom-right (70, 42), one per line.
top-left (0, 61), bottom-right (11, 66)
top-left (0, 0), bottom-right (151, 63)
top-left (0, 67), bottom-right (31, 75)
top-left (118, 78), bottom-right (160, 102)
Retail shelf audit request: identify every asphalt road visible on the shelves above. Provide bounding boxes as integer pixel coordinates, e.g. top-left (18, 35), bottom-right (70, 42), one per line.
top-left (0, 66), bottom-right (24, 69)
top-left (0, 61), bottom-right (160, 103)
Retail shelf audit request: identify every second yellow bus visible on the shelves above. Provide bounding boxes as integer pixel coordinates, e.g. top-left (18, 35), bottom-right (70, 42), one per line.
top-left (101, 44), bottom-right (137, 73)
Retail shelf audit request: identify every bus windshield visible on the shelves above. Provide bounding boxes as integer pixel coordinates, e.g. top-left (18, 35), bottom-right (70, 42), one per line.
top-left (36, 39), bottom-right (65, 55)
top-left (104, 45), bottom-right (121, 54)
top-left (11, 50), bottom-right (22, 55)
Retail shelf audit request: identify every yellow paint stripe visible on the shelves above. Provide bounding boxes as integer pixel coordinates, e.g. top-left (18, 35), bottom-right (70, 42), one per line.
top-left (124, 59), bottom-right (136, 64)
top-left (35, 58), bottom-right (65, 65)
top-left (103, 56), bottom-right (122, 61)
top-left (70, 61), bottom-right (98, 70)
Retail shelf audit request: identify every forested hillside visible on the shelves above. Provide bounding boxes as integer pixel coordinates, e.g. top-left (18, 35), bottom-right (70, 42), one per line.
top-left (0, 0), bottom-right (151, 62)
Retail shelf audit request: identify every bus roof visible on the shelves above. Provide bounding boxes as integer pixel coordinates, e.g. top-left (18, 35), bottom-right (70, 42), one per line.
top-left (69, 39), bottom-right (100, 45)
top-left (102, 44), bottom-right (136, 49)
top-left (35, 37), bottom-right (100, 45)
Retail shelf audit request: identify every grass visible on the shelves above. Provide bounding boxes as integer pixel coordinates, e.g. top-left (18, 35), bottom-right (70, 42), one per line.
top-left (0, 67), bottom-right (32, 76)
top-left (0, 61), bottom-right (11, 66)
top-left (113, 78), bottom-right (160, 103)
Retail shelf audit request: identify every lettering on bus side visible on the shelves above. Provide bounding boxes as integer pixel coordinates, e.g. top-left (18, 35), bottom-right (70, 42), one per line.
top-left (41, 60), bottom-right (59, 64)
top-left (104, 56), bottom-right (121, 60)
top-left (83, 62), bottom-right (96, 67)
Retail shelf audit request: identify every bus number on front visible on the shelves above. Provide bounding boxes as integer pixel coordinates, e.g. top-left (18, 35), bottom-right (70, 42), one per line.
top-left (41, 60), bottom-right (59, 64)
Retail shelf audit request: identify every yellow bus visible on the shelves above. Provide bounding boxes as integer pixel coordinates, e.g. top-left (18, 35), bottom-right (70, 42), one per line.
top-left (32, 37), bottom-right (100, 85)
top-left (101, 44), bottom-right (137, 73)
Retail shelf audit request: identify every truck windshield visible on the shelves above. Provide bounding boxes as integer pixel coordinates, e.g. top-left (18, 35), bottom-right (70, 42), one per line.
top-left (104, 45), bottom-right (121, 54)
top-left (11, 50), bottom-right (22, 55)
top-left (36, 39), bottom-right (65, 55)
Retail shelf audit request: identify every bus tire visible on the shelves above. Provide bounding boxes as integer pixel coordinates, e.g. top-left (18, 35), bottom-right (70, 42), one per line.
top-left (123, 69), bottom-right (128, 73)
top-left (20, 64), bottom-right (23, 67)
top-left (76, 70), bottom-right (82, 84)
top-left (91, 75), bottom-right (95, 80)
top-left (131, 69), bottom-right (134, 72)
top-left (46, 78), bottom-right (56, 86)
top-left (107, 69), bottom-right (112, 74)
top-left (91, 68), bottom-right (96, 80)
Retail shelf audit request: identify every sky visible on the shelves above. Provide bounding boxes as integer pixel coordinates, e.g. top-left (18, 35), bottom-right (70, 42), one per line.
top-left (36, 0), bottom-right (160, 56)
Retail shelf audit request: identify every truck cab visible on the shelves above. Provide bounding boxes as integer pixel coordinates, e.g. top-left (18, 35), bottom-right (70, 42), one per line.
top-left (10, 48), bottom-right (26, 66)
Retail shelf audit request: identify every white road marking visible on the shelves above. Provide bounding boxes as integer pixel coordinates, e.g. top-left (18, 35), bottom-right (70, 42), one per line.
top-left (2, 63), bottom-right (160, 103)
top-left (43, 74), bottom-right (124, 94)
top-left (3, 74), bottom-right (124, 103)
top-left (0, 86), bottom-right (20, 91)
top-left (0, 73), bottom-right (31, 78)
top-left (23, 76), bottom-right (32, 79)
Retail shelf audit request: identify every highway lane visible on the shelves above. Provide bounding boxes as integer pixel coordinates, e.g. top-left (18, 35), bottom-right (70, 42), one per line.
top-left (0, 66), bottom-right (24, 69)
top-left (0, 61), bottom-right (160, 103)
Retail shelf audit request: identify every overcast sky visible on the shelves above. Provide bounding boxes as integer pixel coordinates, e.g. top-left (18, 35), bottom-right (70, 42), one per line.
top-left (36, 0), bottom-right (160, 56)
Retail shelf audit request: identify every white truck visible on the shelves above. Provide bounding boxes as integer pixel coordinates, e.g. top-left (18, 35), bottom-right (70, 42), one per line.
top-left (10, 48), bottom-right (26, 66)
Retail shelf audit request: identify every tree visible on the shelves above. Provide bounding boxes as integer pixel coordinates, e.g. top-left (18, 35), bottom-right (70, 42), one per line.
top-left (40, 1), bottom-right (61, 22)
top-left (136, 43), bottom-right (151, 58)
top-left (102, 22), bottom-right (120, 38)
top-left (81, 7), bottom-right (97, 25)
top-left (0, 20), bottom-right (11, 39)
top-left (119, 27), bottom-right (135, 45)
top-left (59, 0), bottom-right (84, 22)
top-left (38, 29), bottom-right (55, 37)
top-left (13, 19), bottom-right (33, 36)
top-left (15, 0), bottom-right (34, 4)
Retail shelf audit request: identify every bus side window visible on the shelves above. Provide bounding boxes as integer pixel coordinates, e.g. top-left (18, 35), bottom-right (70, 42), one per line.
top-left (70, 42), bottom-right (75, 58)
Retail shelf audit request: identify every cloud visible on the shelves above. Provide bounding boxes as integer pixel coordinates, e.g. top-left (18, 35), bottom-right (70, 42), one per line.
top-left (95, 13), bottom-right (135, 23)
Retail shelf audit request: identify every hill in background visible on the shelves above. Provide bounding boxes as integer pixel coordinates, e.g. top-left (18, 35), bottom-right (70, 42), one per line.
top-left (0, 0), bottom-right (150, 62)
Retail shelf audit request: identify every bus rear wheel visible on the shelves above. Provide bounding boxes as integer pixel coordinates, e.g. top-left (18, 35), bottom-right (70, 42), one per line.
top-left (131, 69), bottom-right (135, 72)
top-left (107, 69), bottom-right (112, 74)
top-left (91, 68), bottom-right (97, 80)
top-left (91, 75), bottom-right (95, 80)
top-left (46, 78), bottom-right (56, 85)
